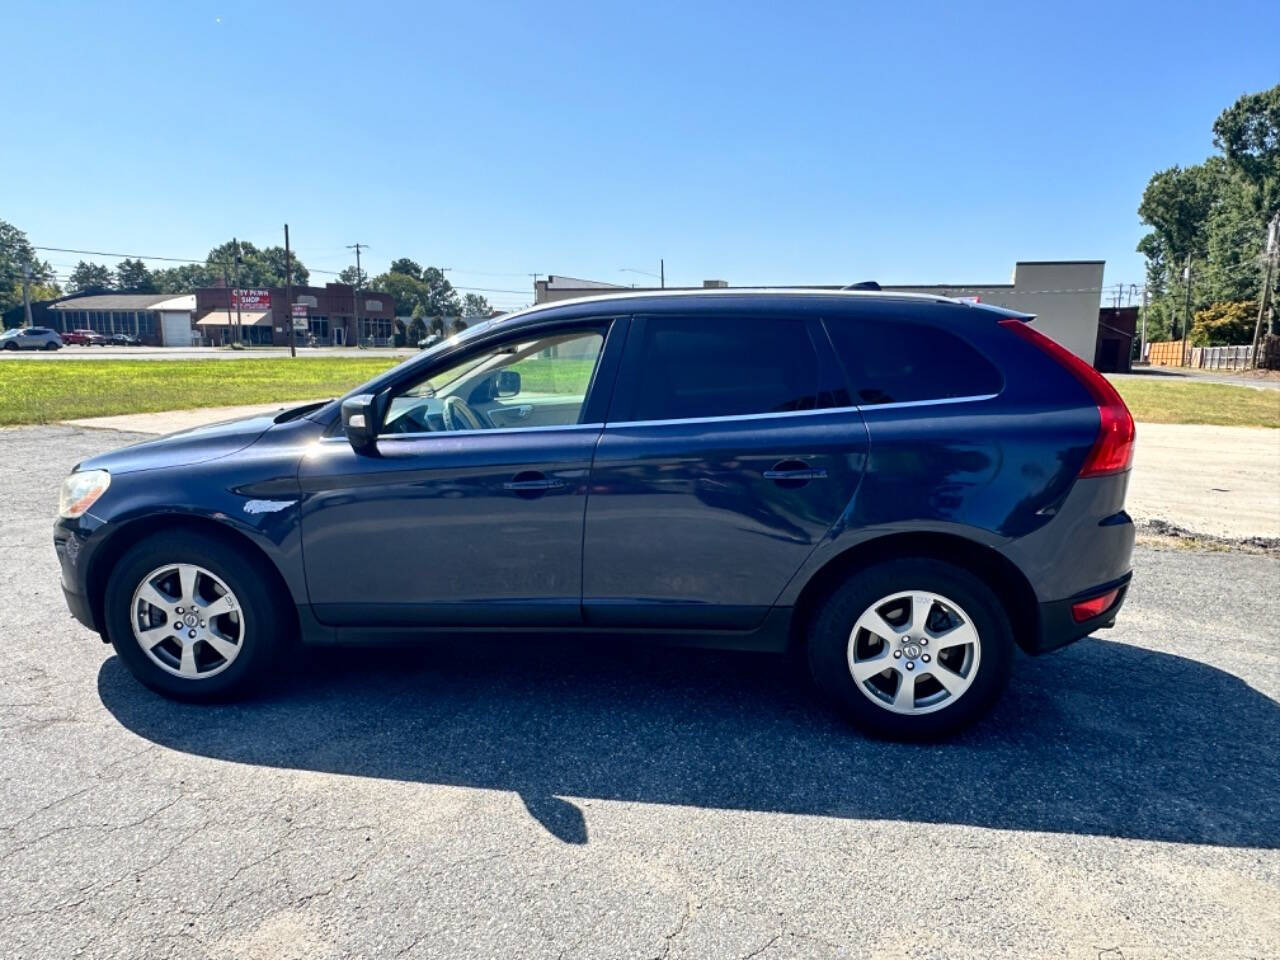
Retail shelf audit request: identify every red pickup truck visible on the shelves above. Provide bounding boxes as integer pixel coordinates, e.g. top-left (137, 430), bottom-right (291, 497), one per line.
top-left (61, 329), bottom-right (107, 346)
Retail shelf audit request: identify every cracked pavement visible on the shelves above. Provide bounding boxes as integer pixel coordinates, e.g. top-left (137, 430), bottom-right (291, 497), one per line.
top-left (1, 425), bottom-right (1278, 959)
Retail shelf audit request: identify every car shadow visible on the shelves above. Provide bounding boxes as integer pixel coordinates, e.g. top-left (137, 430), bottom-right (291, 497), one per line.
top-left (98, 636), bottom-right (1280, 848)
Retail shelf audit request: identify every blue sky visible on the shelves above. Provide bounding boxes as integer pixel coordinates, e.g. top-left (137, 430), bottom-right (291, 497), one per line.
top-left (6, 0), bottom-right (1278, 310)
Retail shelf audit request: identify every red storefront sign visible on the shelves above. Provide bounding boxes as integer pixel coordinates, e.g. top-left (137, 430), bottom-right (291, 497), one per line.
top-left (232, 289), bottom-right (271, 310)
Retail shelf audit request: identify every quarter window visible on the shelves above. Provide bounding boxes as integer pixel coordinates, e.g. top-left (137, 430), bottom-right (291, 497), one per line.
top-left (824, 318), bottom-right (1003, 405)
top-left (626, 316), bottom-right (822, 422)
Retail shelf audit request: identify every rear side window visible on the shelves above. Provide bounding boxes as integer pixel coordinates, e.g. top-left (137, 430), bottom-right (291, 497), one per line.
top-left (825, 318), bottom-right (1002, 405)
top-left (627, 316), bottom-right (821, 421)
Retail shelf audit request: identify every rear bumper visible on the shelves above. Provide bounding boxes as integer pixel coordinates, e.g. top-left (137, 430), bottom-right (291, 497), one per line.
top-left (1027, 572), bottom-right (1131, 655)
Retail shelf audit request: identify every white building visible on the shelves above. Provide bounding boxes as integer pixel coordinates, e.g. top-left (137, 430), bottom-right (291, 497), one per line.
top-left (48, 292), bottom-right (197, 346)
top-left (534, 261), bottom-right (1105, 363)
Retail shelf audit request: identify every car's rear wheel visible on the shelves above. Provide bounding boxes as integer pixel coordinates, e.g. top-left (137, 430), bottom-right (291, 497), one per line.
top-left (2, 342), bottom-right (15, 350)
top-left (807, 557), bottom-right (1013, 739)
top-left (103, 531), bottom-right (288, 701)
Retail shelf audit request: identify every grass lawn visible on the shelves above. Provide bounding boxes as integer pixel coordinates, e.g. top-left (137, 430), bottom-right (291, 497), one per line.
top-left (2, 357), bottom-right (1277, 430)
top-left (1108, 377), bottom-right (1280, 429)
top-left (0, 358), bottom-right (401, 426)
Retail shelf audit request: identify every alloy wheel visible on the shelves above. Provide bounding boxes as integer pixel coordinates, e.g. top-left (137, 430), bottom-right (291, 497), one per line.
top-left (130, 563), bottom-right (245, 679)
top-left (846, 590), bottom-right (981, 715)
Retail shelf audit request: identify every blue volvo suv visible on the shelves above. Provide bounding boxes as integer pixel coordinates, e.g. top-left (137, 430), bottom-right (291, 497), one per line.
top-left (54, 290), bottom-right (1135, 737)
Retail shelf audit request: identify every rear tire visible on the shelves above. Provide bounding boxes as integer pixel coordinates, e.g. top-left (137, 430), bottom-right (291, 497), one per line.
top-left (103, 531), bottom-right (288, 701)
top-left (807, 557), bottom-right (1013, 740)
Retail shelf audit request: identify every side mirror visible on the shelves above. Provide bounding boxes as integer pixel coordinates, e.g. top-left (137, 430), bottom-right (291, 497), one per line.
top-left (341, 394), bottom-right (379, 454)
top-left (494, 369), bottom-right (521, 398)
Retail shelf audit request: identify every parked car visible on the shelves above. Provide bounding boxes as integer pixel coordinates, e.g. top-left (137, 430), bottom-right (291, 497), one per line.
top-left (107, 332), bottom-right (142, 346)
top-left (53, 290), bottom-right (1135, 737)
top-left (417, 333), bottom-right (443, 350)
top-left (2, 326), bottom-right (62, 350)
top-left (62, 328), bottom-right (107, 346)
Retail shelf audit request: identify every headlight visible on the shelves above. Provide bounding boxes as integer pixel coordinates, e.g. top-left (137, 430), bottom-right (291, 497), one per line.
top-left (58, 470), bottom-right (111, 519)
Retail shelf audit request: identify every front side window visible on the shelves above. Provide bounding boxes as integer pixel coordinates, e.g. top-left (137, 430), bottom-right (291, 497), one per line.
top-left (626, 315), bottom-right (822, 422)
top-left (380, 327), bottom-right (605, 435)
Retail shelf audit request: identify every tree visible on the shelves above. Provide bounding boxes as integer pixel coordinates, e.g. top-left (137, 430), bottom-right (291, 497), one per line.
top-left (1138, 161), bottom-right (1221, 265)
top-left (389, 258), bottom-right (423, 280)
top-left (420, 266), bottom-right (460, 316)
top-left (152, 262), bottom-right (218, 294)
top-left (1213, 84), bottom-right (1280, 218)
top-left (461, 293), bottom-right (491, 317)
top-left (337, 265), bottom-right (368, 289)
top-left (408, 304), bottom-right (427, 344)
top-left (67, 260), bottom-right (115, 293)
top-left (371, 271), bottom-right (429, 317)
top-left (0, 219), bottom-right (55, 316)
top-left (115, 258), bottom-right (156, 293)
top-left (259, 245), bottom-right (309, 286)
top-left (429, 316), bottom-right (445, 337)
top-left (449, 318), bottom-right (468, 335)
top-left (207, 239), bottom-right (309, 289)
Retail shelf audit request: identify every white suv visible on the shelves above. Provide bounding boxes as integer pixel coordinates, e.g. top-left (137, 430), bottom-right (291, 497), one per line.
top-left (0, 327), bottom-right (63, 350)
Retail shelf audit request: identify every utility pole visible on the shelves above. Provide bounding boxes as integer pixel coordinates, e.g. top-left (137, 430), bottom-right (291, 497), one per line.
top-left (232, 237), bottom-right (243, 345)
top-left (1250, 212), bottom-right (1279, 369)
top-left (222, 263), bottom-right (234, 347)
top-left (347, 242), bottom-right (365, 347)
top-left (21, 263), bottom-right (33, 327)
top-left (1181, 255), bottom-right (1194, 367)
top-left (285, 224), bottom-right (295, 358)
top-left (1139, 286), bottom-right (1149, 364)
top-left (660, 258), bottom-right (665, 289)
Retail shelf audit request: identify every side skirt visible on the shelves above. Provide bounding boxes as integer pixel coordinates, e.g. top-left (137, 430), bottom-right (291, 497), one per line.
top-left (295, 604), bottom-right (794, 654)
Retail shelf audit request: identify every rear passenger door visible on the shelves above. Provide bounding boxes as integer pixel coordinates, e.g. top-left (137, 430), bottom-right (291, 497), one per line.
top-left (581, 312), bottom-right (868, 630)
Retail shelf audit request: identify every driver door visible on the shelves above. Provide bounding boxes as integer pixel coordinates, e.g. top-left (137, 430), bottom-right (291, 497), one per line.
top-left (298, 319), bottom-right (622, 628)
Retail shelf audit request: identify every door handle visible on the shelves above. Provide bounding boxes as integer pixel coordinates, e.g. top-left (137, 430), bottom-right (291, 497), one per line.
top-left (764, 460), bottom-right (827, 488)
top-left (503, 471), bottom-right (566, 496)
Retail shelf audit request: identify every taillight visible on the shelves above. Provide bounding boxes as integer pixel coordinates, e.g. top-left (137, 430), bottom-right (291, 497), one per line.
top-left (1071, 588), bottom-right (1120, 623)
top-left (999, 319), bottom-right (1135, 477)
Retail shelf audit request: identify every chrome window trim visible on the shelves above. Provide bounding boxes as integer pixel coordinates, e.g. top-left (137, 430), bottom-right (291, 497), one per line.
top-left (320, 422), bottom-right (606, 443)
top-left (318, 393), bottom-right (997, 442)
top-left (602, 393), bottom-right (996, 429)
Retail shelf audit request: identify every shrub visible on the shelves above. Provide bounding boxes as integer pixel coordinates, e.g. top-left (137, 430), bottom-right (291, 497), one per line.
top-left (1189, 300), bottom-right (1257, 346)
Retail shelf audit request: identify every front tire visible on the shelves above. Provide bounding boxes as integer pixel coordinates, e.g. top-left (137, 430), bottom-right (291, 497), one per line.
top-left (807, 557), bottom-right (1013, 739)
top-left (103, 531), bottom-right (288, 701)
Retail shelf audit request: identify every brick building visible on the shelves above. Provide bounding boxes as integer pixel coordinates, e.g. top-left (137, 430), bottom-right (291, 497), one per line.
top-left (193, 283), bottom-right (397, 347)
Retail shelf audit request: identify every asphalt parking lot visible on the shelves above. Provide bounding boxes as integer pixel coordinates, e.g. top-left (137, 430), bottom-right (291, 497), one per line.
top-left (1, 426), bottom-right (1277, 960)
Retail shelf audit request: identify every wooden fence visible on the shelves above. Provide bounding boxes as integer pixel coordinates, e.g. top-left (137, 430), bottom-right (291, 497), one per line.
top-left (1142, 339), bottom-right (1275, 370)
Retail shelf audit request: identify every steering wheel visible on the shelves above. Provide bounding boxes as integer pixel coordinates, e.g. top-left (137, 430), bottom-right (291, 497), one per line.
top-left (441, 395), bottom-right (486, 432)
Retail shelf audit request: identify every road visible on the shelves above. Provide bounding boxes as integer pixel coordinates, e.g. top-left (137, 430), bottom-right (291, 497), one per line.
top-left (1111, 367), bottom-right (1280, 390)
top-left (1, 425), bottom-right (1277, 960)
top-left (0, 345), bottom-right (417, 361)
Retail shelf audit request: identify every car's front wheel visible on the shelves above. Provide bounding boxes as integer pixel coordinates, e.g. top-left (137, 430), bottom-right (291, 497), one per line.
top-left (807, 557), bottom-right (1013, 739)
top-left (103, 531), bottom-right (288, 701)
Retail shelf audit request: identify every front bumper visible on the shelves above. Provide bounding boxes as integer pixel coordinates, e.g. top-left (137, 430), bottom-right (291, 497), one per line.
top-left (1029, 572), bottom-right (1132, 654)
top-left (54, 513), bottom-right (107, 633)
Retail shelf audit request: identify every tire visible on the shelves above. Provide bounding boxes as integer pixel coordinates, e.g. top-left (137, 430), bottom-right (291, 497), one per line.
top-left (103, 530), bottom-right (289, 701)
top-left (807, 557), bottom-right (1013, 740)
top-left (44, 342), bottom-right (59, 350)
top-left (2, 342), bottom-right (15, 350)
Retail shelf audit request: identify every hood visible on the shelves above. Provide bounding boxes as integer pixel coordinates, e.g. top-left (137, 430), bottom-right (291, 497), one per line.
top-left (77, 411), bottom-right (280, 476)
